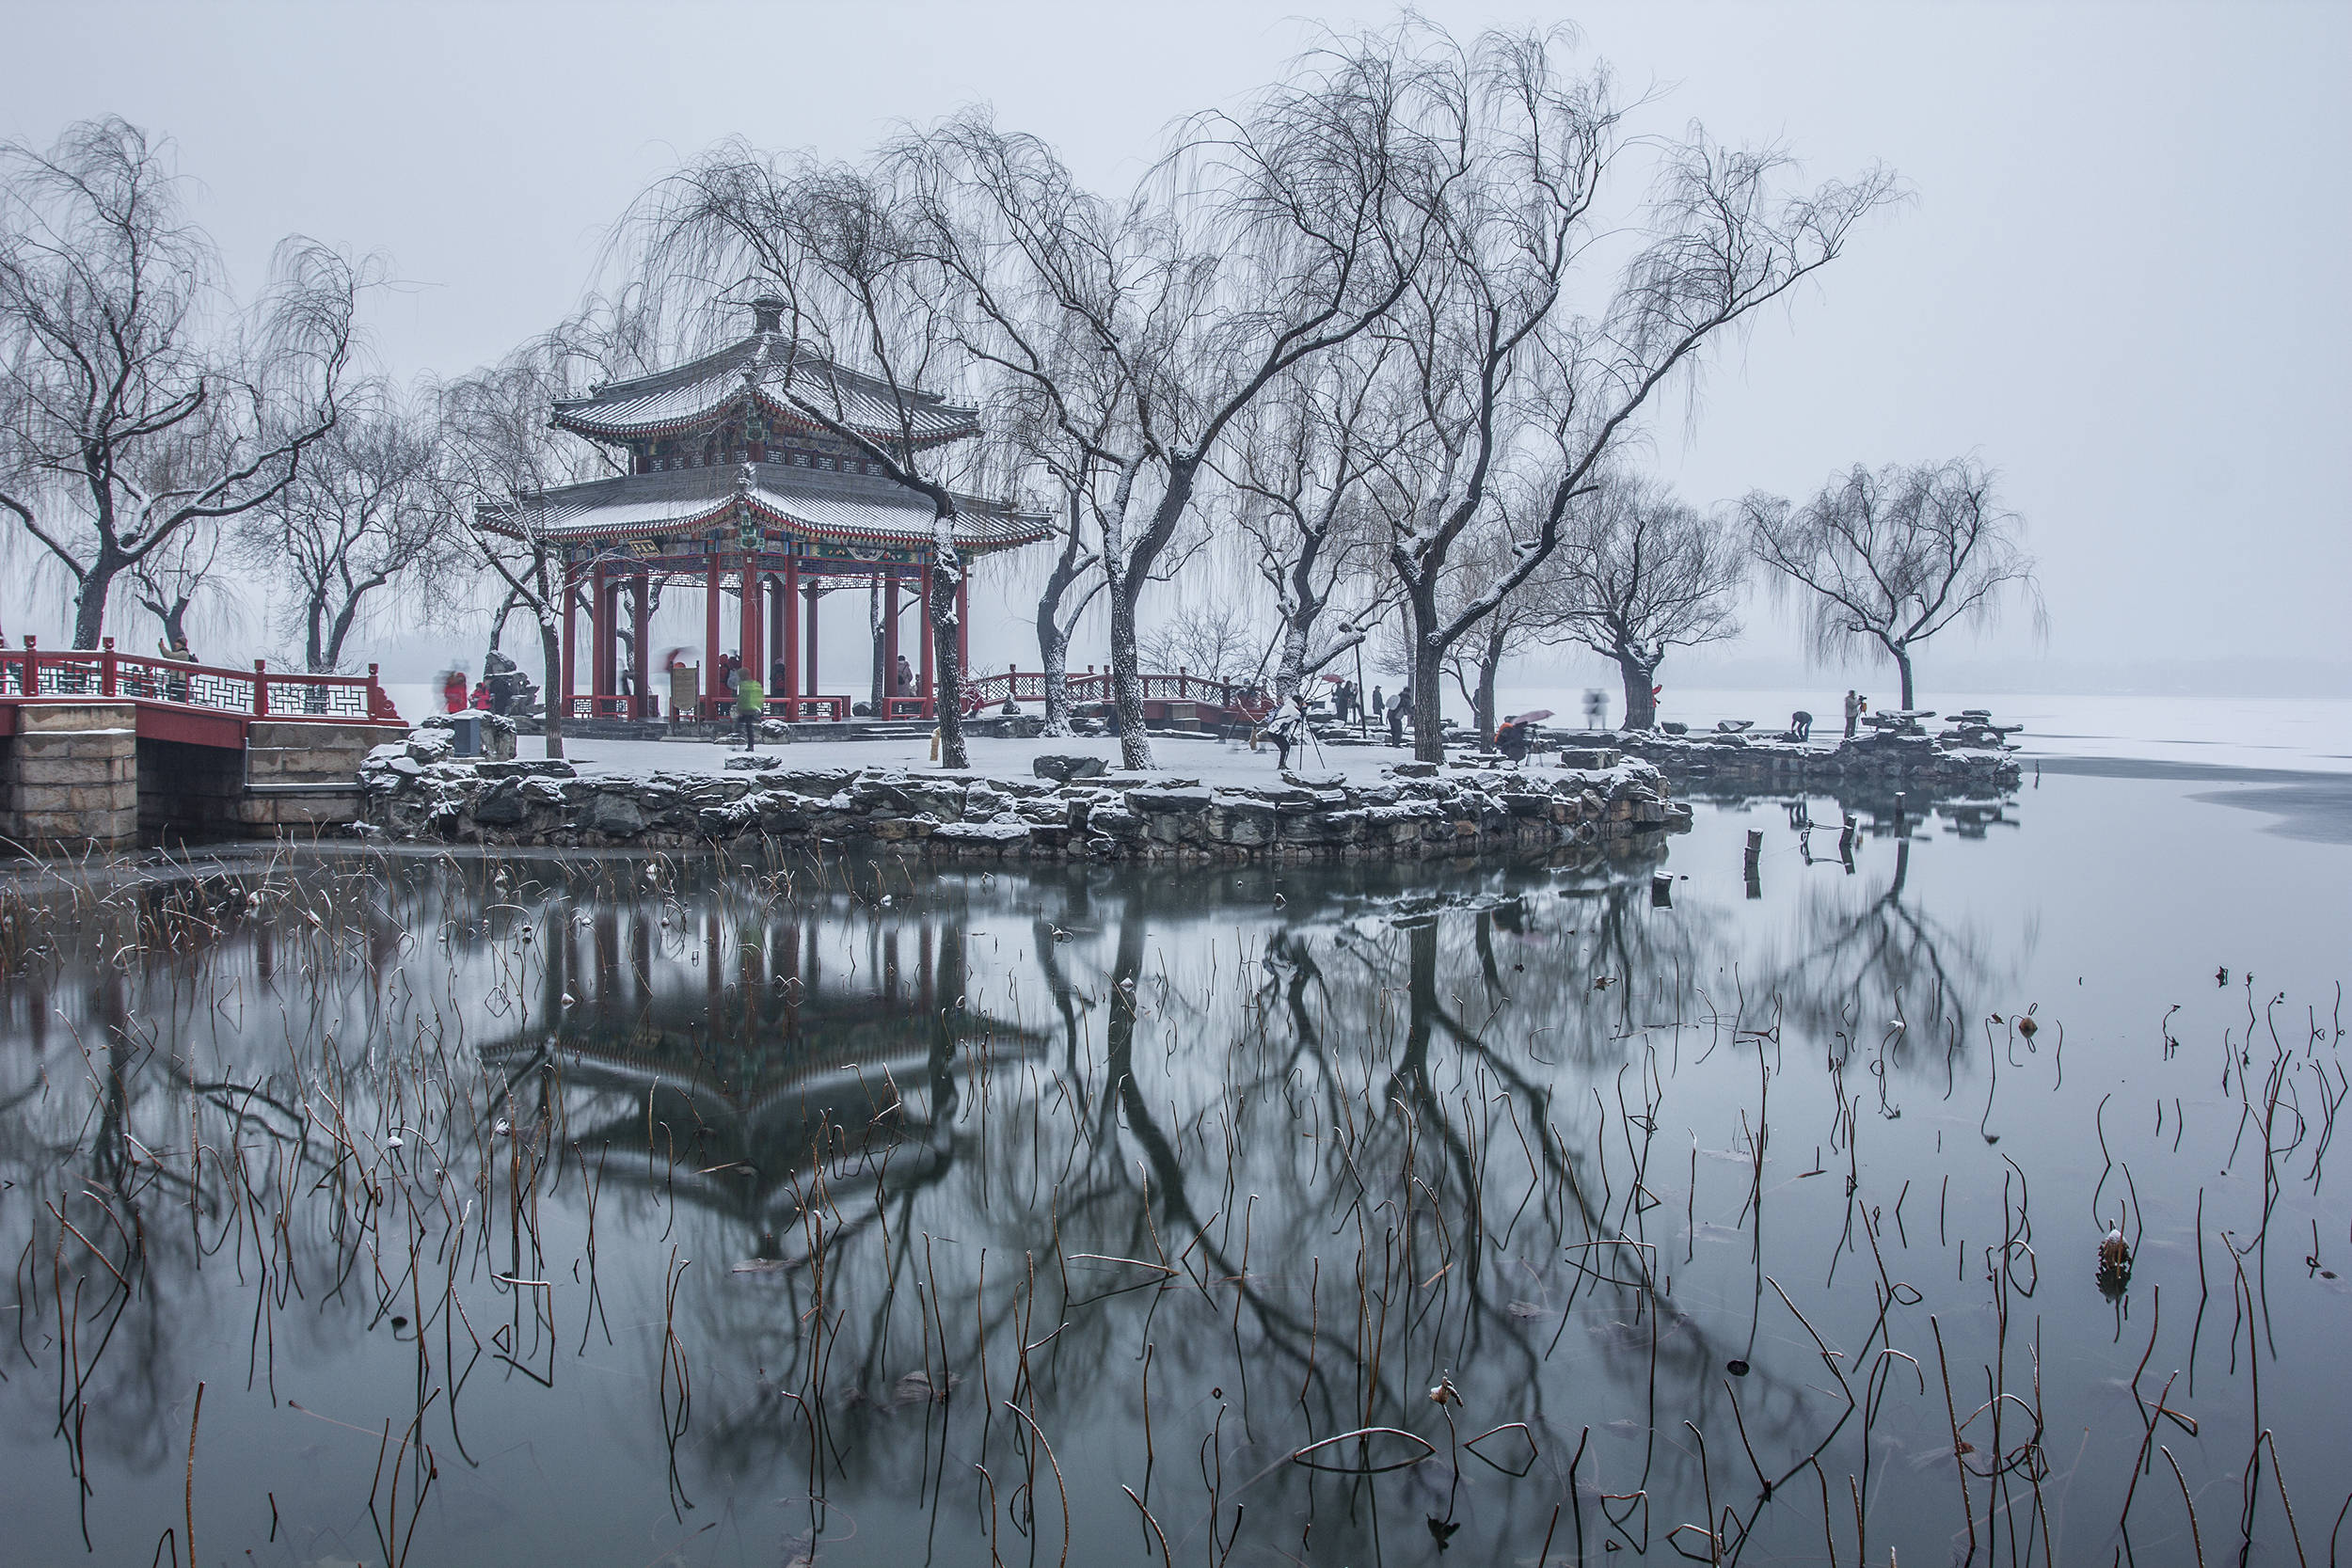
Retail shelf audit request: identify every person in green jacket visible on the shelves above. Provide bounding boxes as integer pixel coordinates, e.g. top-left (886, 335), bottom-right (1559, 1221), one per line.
top-left (734, 673), bottom-right (765, 750)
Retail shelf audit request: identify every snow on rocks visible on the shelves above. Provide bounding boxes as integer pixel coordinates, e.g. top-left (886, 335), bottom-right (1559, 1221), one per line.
top-left (1613, 727), bottom-right (2021, 794)
top-left (358, 741), bottom-right (1690, 863)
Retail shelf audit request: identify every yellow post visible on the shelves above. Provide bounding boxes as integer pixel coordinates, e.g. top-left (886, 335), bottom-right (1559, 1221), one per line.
top-left (930, 727), bottom-right (941, 763)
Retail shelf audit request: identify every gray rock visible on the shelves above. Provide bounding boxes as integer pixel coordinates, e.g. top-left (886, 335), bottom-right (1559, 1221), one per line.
top-left (1389, 761), bottom-right (1438, 779)
top-left (1033, 753), bottom-right (1107, 782)
top-left (471, 781), bottom-right (526, 825)
top-left (589, 794), bottom-right (647, 835)
top-left (1126, 786), bottom-right (1213, 813)
top-left (931, 818), bottom-right (1033, 845)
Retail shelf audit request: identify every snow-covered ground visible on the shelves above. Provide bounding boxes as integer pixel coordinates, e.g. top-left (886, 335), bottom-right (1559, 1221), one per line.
top-left (384, 680), bottom-right (2350, 779)
top-left (553, 730), bottom-right (1420, 789)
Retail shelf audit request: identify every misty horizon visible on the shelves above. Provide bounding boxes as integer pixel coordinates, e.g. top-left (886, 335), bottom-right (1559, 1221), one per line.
top-left (2, 0), bottom-right (2345, 700)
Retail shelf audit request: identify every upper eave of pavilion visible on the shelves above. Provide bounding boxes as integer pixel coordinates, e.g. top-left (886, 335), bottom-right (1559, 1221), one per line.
top-left (550, 330), bottom-right (980, 449)
top-left (481, 462), bottom-right (1050, 556)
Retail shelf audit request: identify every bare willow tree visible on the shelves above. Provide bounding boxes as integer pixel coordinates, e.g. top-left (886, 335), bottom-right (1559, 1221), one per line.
top-left (0, 118), bottom-right (359, 648)
top-left (128, 523), bottom-right (231, 656)
top-left (1422, 507), bottom-right (1575, 741)
top-left (1549, 472), bottom-right (1747, 729)
top-left (1743, 457), bottom-right (2041, 709)
top-left (994, 382), bottom-right (1109, 736)
top-left (1216, 341), bottom-right (1402, 706)
top-left (437, 334), bottom-right (620, 760)
top-left (1140, 603), bottom-right (1263, 687)
top-left (628, 156), bottom-right (997, 766)
top-left (1370, 25), bottom-right (1897, 762)
top-left (894, 35), bottom-right (1431, 768)
top-left (244, 383), bottom-right (458, 672)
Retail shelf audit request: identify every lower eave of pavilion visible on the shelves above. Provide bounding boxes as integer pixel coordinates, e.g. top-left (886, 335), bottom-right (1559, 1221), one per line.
top-left (487, 468), bottom-right (1048, 566)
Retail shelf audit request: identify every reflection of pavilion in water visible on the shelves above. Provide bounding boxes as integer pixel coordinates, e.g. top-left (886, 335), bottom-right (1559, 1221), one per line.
top-left (482, 903), bottom-right (1049, 1248)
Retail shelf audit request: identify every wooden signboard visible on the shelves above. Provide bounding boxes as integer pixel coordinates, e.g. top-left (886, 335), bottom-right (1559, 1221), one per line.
top-left (668, 664), bottom-right (701, 721)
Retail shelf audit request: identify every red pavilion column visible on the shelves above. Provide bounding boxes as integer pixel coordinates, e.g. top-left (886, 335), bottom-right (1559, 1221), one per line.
top-left (739, 552), bottom-right (763, 714)
top-left (559, 559), bottom-right (579, 720)
top-left (589, 562), bottom-right (612, 710)
top-left (916, 564), bottom-right (934, 713)
top-left (781, 556), bottom-right (802, 720)
top-left (803, 580), bottom-right (819, 699)
top-left (882, 571), bottom-right (901, 715)
top-left (956, 570), bottom-right (970, 681)
top-left (703, 553), bottom-right (723, 718)
top-left (767, 578), bottom-right (784, 693)
top-left (629, 572), bottom-right (651, 719)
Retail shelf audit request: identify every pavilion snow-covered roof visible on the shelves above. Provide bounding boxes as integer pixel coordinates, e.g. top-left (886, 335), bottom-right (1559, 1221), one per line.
top-left (490, 462), bottom-right (1048, 555)
top-left (551, 328), bottom-right (980, 449)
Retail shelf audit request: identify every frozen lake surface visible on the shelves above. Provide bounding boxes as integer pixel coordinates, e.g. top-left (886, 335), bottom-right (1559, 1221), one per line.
top-left (0, 768), bottom-right (2344, 1565)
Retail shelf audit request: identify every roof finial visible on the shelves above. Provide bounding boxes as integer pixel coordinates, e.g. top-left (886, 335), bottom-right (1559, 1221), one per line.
top-left (750, 296), bottom-right (785, 335)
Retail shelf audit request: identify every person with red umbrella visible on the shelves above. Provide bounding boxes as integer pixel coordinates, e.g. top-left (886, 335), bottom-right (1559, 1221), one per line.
top-left (1496, 708), bottom-right (1552, 765)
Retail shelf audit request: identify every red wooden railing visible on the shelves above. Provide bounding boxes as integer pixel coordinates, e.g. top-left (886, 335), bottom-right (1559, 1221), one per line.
top-left (568, 692), bottom-right (875, 722)
top-left (564, 674), bottom-right (1268, 727)
top-left (567, 694), bottom-right (656, 720)
top-left (0, 637), bottom-right (401, 723)
top-left (963, 667), bottom-right (1272, 720)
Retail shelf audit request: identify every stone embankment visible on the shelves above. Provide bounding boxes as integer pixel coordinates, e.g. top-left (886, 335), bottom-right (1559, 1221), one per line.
top-left (1612, 728), bottom-right (2019, 794)
top-left (356, 734), bottom-right (1691, 863)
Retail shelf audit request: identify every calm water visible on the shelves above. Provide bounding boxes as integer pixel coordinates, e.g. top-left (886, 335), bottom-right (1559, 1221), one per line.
top-left (0, 772), bottom-right (2344, 1567)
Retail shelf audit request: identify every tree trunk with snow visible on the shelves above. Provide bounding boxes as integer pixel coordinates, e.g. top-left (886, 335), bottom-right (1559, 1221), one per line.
top-left (929, 529), bottom-right (968, 769)
top-left (1616, 650), bottom-right (1661, 731)
top-left (134, 584), bottom-right (194, 656)
top-left (1472, 616), bottom-right (1509, 742)
top-left (71, 554), bottom-right (126, 650)
top-left (1271, 616), bottom-right (1313, 707)
top-left (1107, 572), bottom-right (1151, 768)
top-left (535, 611), bottom-right (566, 760)
top-left (1032, 499), bottom-right (1097, 738)
top-left (1405, 573), bottom-right (1446, 763)
top-left (1037, 611), bottom-right (1074, 736)
top-left (485, 591), bottom-right (521, 670)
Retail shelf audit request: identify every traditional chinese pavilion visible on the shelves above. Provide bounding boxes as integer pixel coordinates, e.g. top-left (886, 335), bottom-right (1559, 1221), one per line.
top-left (518, 298), bottom-right (1045, 723)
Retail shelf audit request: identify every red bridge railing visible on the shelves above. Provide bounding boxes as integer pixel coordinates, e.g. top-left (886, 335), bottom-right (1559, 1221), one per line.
top-left (563, 674), bottom-right (1270, 726)
top-left (0, 638), bottom-right (402, 724)
top-left (964, 668), bottom-right (1272, 720)
top-left (564, 692), bottom-right (871, 721)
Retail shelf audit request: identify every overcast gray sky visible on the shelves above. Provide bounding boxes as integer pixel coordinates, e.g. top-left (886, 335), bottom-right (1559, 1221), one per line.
top-left (5, 0), bottom-right (2346, 691)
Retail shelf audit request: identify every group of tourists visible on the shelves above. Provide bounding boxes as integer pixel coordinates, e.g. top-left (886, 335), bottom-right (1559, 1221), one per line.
top-left (1780, 691), bottom-right (1874, 742)
top-left (439, 653), bottom-right (538, 719)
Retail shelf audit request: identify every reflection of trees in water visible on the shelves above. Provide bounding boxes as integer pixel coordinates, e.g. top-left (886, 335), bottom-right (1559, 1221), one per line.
top-left (0, 862), bottom-right (435, 1497)
top-left (0, 834), bottom-right (2022, 1563)
top-left (1756, 836), bottom-right (2021, 1099)
top-left (657, 852), bottom-right (1802, 1559)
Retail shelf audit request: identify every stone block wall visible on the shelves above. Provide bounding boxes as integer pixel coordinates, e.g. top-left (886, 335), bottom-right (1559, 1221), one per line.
top-left (0, 707), bottom-right (402, 854)
top-left (3, 703), bottom-right (138, 852)
top-left (237, 721), bottom-right (382, 832)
